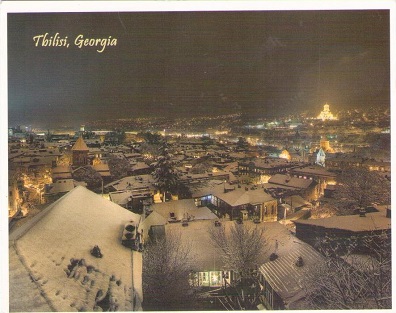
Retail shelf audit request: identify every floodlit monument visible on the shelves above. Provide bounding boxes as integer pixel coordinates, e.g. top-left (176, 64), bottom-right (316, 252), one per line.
top-left (317, 103), bottom-right (337, 121)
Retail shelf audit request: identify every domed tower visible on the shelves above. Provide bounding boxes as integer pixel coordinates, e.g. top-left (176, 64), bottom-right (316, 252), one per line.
top-left (72, 136), bottom-right (89, 166)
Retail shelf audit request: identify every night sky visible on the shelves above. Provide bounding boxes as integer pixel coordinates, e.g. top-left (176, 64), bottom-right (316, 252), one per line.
top-left (8, 10), bottom-right (390, 128)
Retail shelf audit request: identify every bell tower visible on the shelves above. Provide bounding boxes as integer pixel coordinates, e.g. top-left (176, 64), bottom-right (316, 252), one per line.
top-left (72, 136), bottom-right (89, 167)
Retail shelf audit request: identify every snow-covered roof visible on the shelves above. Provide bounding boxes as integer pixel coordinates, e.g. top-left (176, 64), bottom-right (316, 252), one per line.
top-left (262, 182), bottom-right (298, 191)
top-left (284, 195), bottom-right (312, 209)
top-left (149, 199), bottom-right (217, 222)
top-left (242, 157), bottom-right (292, 169)
top-left (138, 211), bottom-right (168, 239)
top-left (294, 211), bottom-right (391, 232)
top-left (9, 245), bottom-right (53, 312)
top-left (269, 174), bottom-right (314, 189)
top-left (46, 179), bottom-right (77, 194)
top-left (191, 179), bottom-right (232, 197)
top-left (109, 190), bottom-right (131, 206)
top-left (163, 220), bottom-right (311, 273)
top-left (130, 162), bottom-right (150, 171)
top-left (93, 163), bottom-right (111, 177)
top-left (52, 165), bottom-right (72, 174)
top-left (179, 171), bottom-right (230, 182)
top-left (105, 175), bottom-right (155, 191)
top-left (259, 241), bottom-right (324, 305)
top-left (290, 165), bottom-right (337, 178)
top-left (124, 153), bottom-right (142, 159)
top-left (9, 186), bottom-right (142, 312)
top-left (213, 187), bottom-right (276, 207)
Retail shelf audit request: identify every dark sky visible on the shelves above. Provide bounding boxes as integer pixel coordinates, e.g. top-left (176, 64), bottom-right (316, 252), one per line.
top-left (8, 10), bottom-right (389, 128)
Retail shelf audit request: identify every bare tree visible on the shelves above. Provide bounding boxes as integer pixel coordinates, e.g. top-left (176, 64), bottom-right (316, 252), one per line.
top-left (209, 222), bottom-right (266, 310)
top-left (361, 232), bottom-right (392, 309)
top-left (303, 231), bottom-right (391, 309)
top-left (107, 155), bottom-right (131, 180)
top-left (142, 231), bottom-right (195, 311)
top-left (334, 167), bottom-right (390, 214)
top-left (72, 166), bottom-right (102, 189)
top-left (190, 160), bottom-right (212, 174)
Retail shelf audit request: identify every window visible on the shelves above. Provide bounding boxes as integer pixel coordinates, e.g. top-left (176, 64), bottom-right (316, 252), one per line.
top-left (210, 271), bottom-right (221, 286)
top-left (200, 272), bottom-right (209, 285)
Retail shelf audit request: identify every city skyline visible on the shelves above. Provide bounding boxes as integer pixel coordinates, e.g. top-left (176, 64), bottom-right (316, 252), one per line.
top-left (8, 9), bottom-right (390, 128)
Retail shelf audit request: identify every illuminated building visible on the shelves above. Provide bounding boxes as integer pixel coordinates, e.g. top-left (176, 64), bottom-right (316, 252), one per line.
top-left (279, 150), bottom-right (291, 161)
top-left (320, 139), bottom-right (334, 153)
top-left (316, 148), bottom-right (326, 167)
top-left (238, 158), bottom-right (296, 185)
top-left (317, 103), bottom-right (337, 121)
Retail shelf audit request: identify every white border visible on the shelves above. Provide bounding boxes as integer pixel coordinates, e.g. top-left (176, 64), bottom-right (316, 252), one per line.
top-left (1, 0), bottom-right (395, 12)
top-left (1, 1), bottom-right (395, 312)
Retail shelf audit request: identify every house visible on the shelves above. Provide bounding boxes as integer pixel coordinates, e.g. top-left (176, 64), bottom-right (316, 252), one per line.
top-left (44, 178), bottom-right (86, 202)
top-left (278, 195), bottom-right (312, 220)
top-left (139, 199), bottom-right (217, 239)
top-left (325, 153), bottom-right (390, 173)
top-left (105, 174), bottom-right (156, 193)
top-left (9, 186), bottom-right (142, 312)
top-left (212, 187), bottom-right (278, 222)
top-left (268, 174), bottom-right (318, 202)
top-left (52, 165), bottom-right (73, 181)
top-left (293, 208), bottom-right (391, 253)
top-left (106, 175), bottom-right (157, 212)
top-left (109, 187), bottom-right (153, 213)
top-left (128, 161), bottom-right (151, 176)
top-left (190, 180), bottom-right (278, 222)
top-left (179, 170), bottom-right (230, 184)
top-left (238, 158), bottom-right (299, 184)
top-left (92, 163), bottom-right (112, 183)
top-left (289, 165), bottom-right (337, 196)
top-left (148, 219), bottom-right (324, 309)
top-left (258, 240), bottom-right (325, 309)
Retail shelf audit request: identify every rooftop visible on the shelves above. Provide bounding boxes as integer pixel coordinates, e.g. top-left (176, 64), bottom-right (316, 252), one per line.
top-left (269, 174), bottom-right (315, 189)
top-left (259, 243), bottom-right (324, 306)
top-left (71, 136), bottom-right (89, 151)
top-left (290, 165), bottom-right (337, 177)
top-left (105, 174), bottom-right (155, 191)
top-left (214, 187), bottom-right (276, 207)
top-left (150, 198), bottom-right (217, 222)
top-left (294, 211), bottom-right (391, 232)
top-left (9, 186), bottom-right (142, 312)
